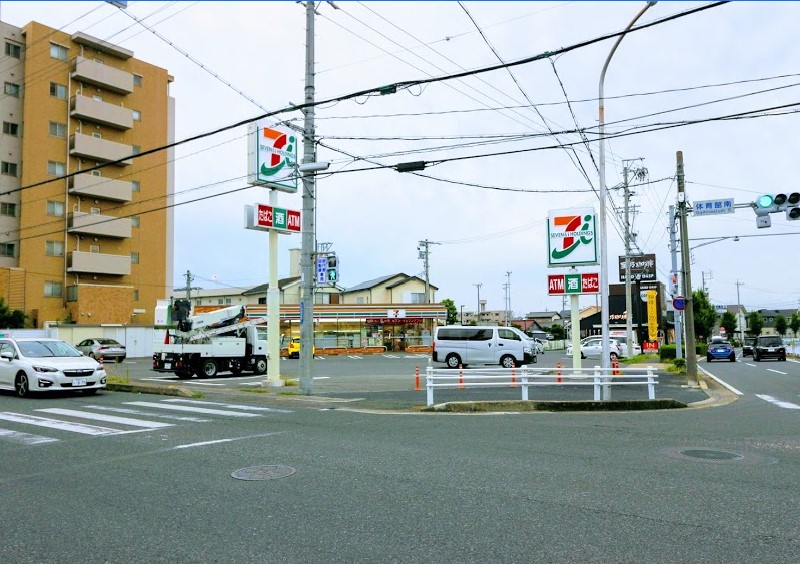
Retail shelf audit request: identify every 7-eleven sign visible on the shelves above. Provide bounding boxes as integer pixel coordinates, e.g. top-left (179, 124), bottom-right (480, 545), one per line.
top-left (547, 208), bottom-right (598, 267)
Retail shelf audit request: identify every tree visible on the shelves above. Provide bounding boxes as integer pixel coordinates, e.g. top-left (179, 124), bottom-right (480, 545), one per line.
top-left (790, 312), bottom-right (800, 339)
top-left (440, 299), bottom-right (458, 325)
top-left (746, 311), bottom-right (764, 337)
top-left (692, 289), bottom-right (718, 342)
top-left (775, 314), bottom-right (788, 338)
top-left (0, 298), bottom-right (25, 328)
top-left (548, 323), bottom-right (566, 340)
top-left (719, 311), bottom-right (738, 337)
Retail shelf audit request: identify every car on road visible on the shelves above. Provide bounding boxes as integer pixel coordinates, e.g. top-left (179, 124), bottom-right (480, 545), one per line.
top-left (287, 338), bottom-right (315, 359)
top-left (742, 337), bottom-right (755, 357)
top-left (566, 337), bottom-right (622, 360)
top-left (753, 335), bottom-right (786, 361)
top-left (0, 338), bottom-right (107, 397)
top-left (75, 338), bottom-right (127, 362)
top-left (525, 337), bottom-right (545, 355)
top-left (706, 337), bottom-right (735, 362)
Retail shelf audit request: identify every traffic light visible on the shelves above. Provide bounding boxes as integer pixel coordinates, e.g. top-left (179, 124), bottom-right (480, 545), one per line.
top-left (326, 255), bottom-right (338, 283)
top-left (786, 192), bottom-right (800, 220)
top-left (753, 192), bottom-right (800, 227)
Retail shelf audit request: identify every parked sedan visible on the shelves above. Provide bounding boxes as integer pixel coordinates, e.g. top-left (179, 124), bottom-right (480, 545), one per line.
top-left (567, 337), bottom-right (622, 360)
top-left (707, 338), bottom-right (735, 362)
top-left (75, 338), bottom-right (127, 362)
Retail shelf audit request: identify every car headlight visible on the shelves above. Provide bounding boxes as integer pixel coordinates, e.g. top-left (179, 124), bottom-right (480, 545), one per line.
top-left (33, 365), bottom-right (58, 373)
top-left (523, 346), bottom-right (532, 354)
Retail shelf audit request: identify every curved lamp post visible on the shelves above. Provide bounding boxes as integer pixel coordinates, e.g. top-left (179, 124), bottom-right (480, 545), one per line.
top-left (598, 2), bottom-right (657, 376)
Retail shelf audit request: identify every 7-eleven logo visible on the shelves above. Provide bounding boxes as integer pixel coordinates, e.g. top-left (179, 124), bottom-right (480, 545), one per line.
top-left (259, 126), bottom-right (296, 177)
top-left (548, 208), bottom-right (597, 266)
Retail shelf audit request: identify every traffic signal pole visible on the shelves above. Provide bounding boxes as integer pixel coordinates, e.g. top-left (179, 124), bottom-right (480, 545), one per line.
top-left (677, 151), bottom-right (698, 387)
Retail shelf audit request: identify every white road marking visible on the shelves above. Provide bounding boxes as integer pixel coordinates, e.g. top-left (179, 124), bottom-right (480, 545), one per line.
top-left (0, 412), bottom-right (119, 435)
top-left (186, 382), bottom-right (225, 386)
top-left (83, 405), bottom-right (210, 422)
top-left (171, 431), bottom-right (282, 450)
top-left (162, 399), bottom-right (292, 413)
top-left (766, 368), bottom-right (788, 375)
top-left (36, 408), bottom-right (173, 429)
top-left (123, 401), bottom-right (261, 417)
top-left (383, 354), bottom-right (400, 359)
top-left (744, 363), bottom-right (756, 367)
top-left (348, 355), bottom-right (363, 359)
top-left (313, 376), bottom-right (330, 380)
top-left (697, 366), bottom-right (743, 395)
top-left (0, 427), bottom-right (60, 445)
top-left (756, 394), bottom-right (800, 409)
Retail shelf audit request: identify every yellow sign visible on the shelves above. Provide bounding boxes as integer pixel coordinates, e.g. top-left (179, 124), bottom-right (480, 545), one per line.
top-left (647, 290), bottom-right (658, 341)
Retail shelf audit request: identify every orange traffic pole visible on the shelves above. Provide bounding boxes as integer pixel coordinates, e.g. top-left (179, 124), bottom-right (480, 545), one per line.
top-left (458, 364), bottom-right (464, 389)
top-left (612, 358), bottom-right (620, 376)
top-left (557, 361), bottom-right (562, 383)
top-left (511, 368), bottom-right (517, 388)
top-left (414, 365), bottom-right (421, 391)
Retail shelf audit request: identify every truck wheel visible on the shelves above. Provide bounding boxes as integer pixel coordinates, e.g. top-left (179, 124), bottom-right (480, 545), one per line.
top-left (254, 357), bottom-right (268, 375)
top-left (201, 359), bottom-right (218, 378)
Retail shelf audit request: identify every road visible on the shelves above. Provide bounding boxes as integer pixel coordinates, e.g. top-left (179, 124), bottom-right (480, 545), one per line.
top-left (1, 353), bottom-right (798, 562)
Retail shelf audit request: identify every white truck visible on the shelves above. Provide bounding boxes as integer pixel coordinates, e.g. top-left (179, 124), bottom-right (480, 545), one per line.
top-left (151, 299), bottom-right (269, 379)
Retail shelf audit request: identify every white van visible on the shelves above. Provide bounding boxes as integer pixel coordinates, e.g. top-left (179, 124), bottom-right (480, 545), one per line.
top-left (432, 326), bottom-right (536, 368)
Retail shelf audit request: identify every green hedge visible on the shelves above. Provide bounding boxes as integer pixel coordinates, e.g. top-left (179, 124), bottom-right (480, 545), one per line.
top-left (659, 343), bottom-right (707, 361)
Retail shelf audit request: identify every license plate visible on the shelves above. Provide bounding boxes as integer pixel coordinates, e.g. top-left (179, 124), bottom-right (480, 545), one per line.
top-left (767, 347), bottom-right (775, 352)
top-left (73, 378), bottom-right (87, 386)
top-left (164, 363), bottom-right (171, 369)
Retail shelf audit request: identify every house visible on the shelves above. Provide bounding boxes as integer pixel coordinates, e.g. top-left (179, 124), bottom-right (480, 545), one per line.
top-left (339, 273), bottom-right (436, 304)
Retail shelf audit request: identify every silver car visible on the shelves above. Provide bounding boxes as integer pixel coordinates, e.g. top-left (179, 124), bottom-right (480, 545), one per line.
top-left (567, 337), bottom-right (622, 360)
top-left (0, 338), bottom-right (107, 397)
top-left (75, 338), bottom-right (127, 362)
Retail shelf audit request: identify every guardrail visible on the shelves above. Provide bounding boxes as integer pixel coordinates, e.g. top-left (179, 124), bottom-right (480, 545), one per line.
top-left (424, 364), bottom-right (657, 406)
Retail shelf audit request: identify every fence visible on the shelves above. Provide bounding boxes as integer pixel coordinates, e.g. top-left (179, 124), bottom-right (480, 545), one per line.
top-left (424, 364), bottom-right (657, 407)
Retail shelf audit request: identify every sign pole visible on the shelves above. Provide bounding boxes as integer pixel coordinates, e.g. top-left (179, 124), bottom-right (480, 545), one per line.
top-left (570, 269), bottom-right (581, 370)
top-left (265, 190), bottom-right (282, 386)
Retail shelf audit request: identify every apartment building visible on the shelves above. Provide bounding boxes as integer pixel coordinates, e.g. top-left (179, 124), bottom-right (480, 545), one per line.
top-left (0, 21), bottom-right (174, 327)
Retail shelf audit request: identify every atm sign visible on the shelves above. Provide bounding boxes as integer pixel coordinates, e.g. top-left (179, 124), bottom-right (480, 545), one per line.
top-left (548, 272), bottom-right (600, 295)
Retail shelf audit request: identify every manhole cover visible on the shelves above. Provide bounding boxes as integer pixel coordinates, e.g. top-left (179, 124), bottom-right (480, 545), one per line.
top-left (231, 464), bottom-right (296, 481)
top-left (679, 449), bottom-right (744, 461)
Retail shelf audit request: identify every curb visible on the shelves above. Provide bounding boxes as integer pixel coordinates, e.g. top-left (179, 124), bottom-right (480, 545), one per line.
top-left (105, 382), bottom-right (195, 397)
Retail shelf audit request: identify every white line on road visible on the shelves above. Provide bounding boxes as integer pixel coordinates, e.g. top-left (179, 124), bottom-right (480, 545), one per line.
top-left (162, 399), bottom-right (292, 413)
top-left (172, 431), bottom-right (282, 450)
top-left (314, 376), bottom-right (330, 380)
top-left (766, 368), bottom-right (788, 375)
top-left (756, 394), bottom-right (800, 409)
top-left (697, 366), bottom-right (743, 395)
top-left (744, 363), bottom-right (756, 367)
top-left (0, 412), bottom-right (120, 435)
top-left (186, 382), bottom-right (225, 386)
top-left (36, 408), bottom-right (174, 429)
top-left (83, 405), bottom-right (210, 422)
top-left (383, 354), bottom-right (400, 359)
top-left (141, 377), bottom-right (174, 382)
top-left (123, 402), bottom-right (261, 417)
top-left (0, 427), bottom-right (60, 445)
top-left (348, 355), bottom-right (362, 359)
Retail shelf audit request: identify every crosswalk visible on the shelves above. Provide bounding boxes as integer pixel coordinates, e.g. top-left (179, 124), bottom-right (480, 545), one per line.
top-left (0, 399), bottom-right (292, 447)
top-left (756, 394), bottom-right (800, 410)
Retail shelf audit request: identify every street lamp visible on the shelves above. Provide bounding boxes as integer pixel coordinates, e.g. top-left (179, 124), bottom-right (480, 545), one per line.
top-left (474, 283), bottom-right (482, 324)
top-left (598, 1), bottom-right (656, 374)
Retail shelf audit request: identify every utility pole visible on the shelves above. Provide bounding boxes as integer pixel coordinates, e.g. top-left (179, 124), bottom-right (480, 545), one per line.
top-left (504, 271), bottom-right (512, 326)
top-left (623, 165), bottom-right (633, 358)
top-left (418, 240), bottom-right (439, 304)
top-left (677, 151), bottom-right (698, 387)
top-left (184, 270), bottom-right (195, 301)
top-left (668, 205), bottom-right (683, 359)
top-left (299, 0), bottom-right (317, 395)
top-left (474, 283), bottom-right (482, 324)
top-left (736, 279), bottom-right (745, 345)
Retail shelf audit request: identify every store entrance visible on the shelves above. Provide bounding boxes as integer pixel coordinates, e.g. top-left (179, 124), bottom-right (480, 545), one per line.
top-left (382, 325), bottom-right (405, 351)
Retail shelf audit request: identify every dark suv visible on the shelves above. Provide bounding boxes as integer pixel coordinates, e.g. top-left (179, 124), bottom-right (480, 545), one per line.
top-left (742, 337), bottom-right (755, 357)
top-left (753, 335), bottom-right (786, 362)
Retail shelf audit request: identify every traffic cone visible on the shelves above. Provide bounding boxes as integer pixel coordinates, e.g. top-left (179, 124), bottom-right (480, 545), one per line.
top-left (511, 368), bottom-right (517, 388)
top-left (458, 364), bottom-right (464, 389)
top-left (164, 330), bottom-right (170, 344)
top-left (414, 365), bottom-right (421, 391)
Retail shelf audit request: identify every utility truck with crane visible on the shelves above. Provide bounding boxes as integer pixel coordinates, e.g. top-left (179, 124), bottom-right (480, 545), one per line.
top-left (152, 299), bottom-right (269, 379)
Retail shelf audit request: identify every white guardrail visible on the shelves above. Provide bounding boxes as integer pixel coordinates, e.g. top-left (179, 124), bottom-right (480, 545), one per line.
top-left (424, 364), bottom-right (657, 407)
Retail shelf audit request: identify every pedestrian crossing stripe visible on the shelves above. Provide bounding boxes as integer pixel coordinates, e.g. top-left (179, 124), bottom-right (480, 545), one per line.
top-left (123, 401), bottom-right (261, 417)
top-left (0, 412), bottom-right (120, 435)
top-left (36, 408), bottom-right (174, 429)
top-left (161, 399), bottom-right (293, 413)
top-left (0, 427), bottom-right (60, 445)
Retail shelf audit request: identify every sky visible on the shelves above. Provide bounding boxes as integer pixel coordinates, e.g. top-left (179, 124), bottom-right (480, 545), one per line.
top-left (4, 1), bottom-right (800, 317)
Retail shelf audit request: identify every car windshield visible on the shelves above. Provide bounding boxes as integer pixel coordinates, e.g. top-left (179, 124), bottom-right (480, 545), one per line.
top-left (744, 338), bottom-right (755, 344)
top-left (18, 340), bottom-right (82, 358)
top-left (760, 336), bottom-right (782, 346)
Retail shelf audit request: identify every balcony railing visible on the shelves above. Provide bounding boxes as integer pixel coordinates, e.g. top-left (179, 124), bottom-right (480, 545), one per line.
top-left (71, 56), bottom-right (134, 94)
top-left (69, 133), bottom-right (133, 166)
top-left (70, 95), bottom-right (133, 130)
top-left (68, 211), bottom-right (132, 239)
top-left (67, 251), bottom-right (131, 276)
top-left (69, 173), bottom-right (133, 202)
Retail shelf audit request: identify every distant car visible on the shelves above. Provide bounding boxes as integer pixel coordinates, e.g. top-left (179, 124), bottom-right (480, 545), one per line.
top-left (567, 337), bottom-right (622, 360)
top-left (526, 337), bottom-right (545, 355)
top-left (0, 338), bottom-right (107, 397)
top-left (75, 338), bottom-right (126, 362)
top-left (707, 338), bottom-right (735, 362)
top-left (753, 335), bottom-right (786, 362)
top-left (287, 338), bottom-right (315, 359)
top-left (742, 337), bottom-right (755, 357)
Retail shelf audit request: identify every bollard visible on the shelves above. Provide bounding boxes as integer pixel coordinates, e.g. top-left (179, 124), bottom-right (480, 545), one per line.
top-left (612, 358), bottom-right (620, 376)
top-left (557, 361), bottom-right (562, 383)
top-left (511, 368), bottom-right (517, 388)
top-left (458, 364), bottom-right (464, 389)
top-left (414, 365), bottom-right (421, 391)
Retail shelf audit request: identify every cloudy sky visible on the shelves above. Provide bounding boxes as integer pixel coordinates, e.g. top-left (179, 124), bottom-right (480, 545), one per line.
top-left (5, 1), bottom-right (800, 317)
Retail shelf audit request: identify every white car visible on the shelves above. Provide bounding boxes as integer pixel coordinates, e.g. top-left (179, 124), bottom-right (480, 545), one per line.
top-left (526, 337), bottom-right (545, 355)
top-left (0, 338), bottom-right (107, 397)
top-left (567, 337), bottom-right (623, 360)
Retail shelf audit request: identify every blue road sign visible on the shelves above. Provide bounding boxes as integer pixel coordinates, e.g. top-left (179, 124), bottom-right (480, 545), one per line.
top-left (673, 296), bottom-right (685, 311)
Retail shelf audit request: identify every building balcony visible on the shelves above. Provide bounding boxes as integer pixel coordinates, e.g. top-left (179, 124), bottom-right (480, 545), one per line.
top-left (69, 133), bottom-right (133, 166)
top-left (70, 95), bottom-right (133, 130)
top-left (71, 56), bottom-right (134, 94)
top-left (67, 251), bottom-right (131, 276)
top-left (68, 211), bottom-right (132, 239)
top-left (69, 173), bottom-right (133, 203)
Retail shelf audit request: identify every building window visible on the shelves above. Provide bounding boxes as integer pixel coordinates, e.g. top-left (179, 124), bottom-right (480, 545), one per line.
top-left (48, 161), bottom-right (66, 176)
top-left (46, 200), bottom-right (65, 217)
top-left (131, 216), bottom-right (140, 228)
top-left (46, 241), bottom-right (64, 256)
top-left (48, 121), bottom-right (67, 138)
top-left (4, 82), bottom-right (20, 98)
top-left (50, 43), bottom-right (68, 61)
top-left (0, 243), bottom-right (15, 257)
top-left (1, 202), bottom-right (17, 217)
top-left (217, 299), bottom-right (224, 305)
top-left (3, 122), bottom-right (19, 136)
top-left (131, 180), bottom-right (140, 192)
top-left (225, 298), bottom-right (232, 305)
top-left (132, 110), bottom-right (141, 121)
top-left (89, 245), bottom-right (100, 253)
top-left (133, 74), bottom-right (143, 87)
top-left (92, 132), bottom-right (102, 139)
top-left (45, 281), bottom-right (63, 298)
top-left (131, 251), bottom-right (139, 264)
top-left (258, 297), bottom-right (266, 305)
top-left (91, 170), bottom-right (102, 177)
top-left (1, 162), bottom-right (18, 177)
top-left (49, 82), bottom-right (67, 100)
top-left (4, 42), bottom-right (22, 59)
